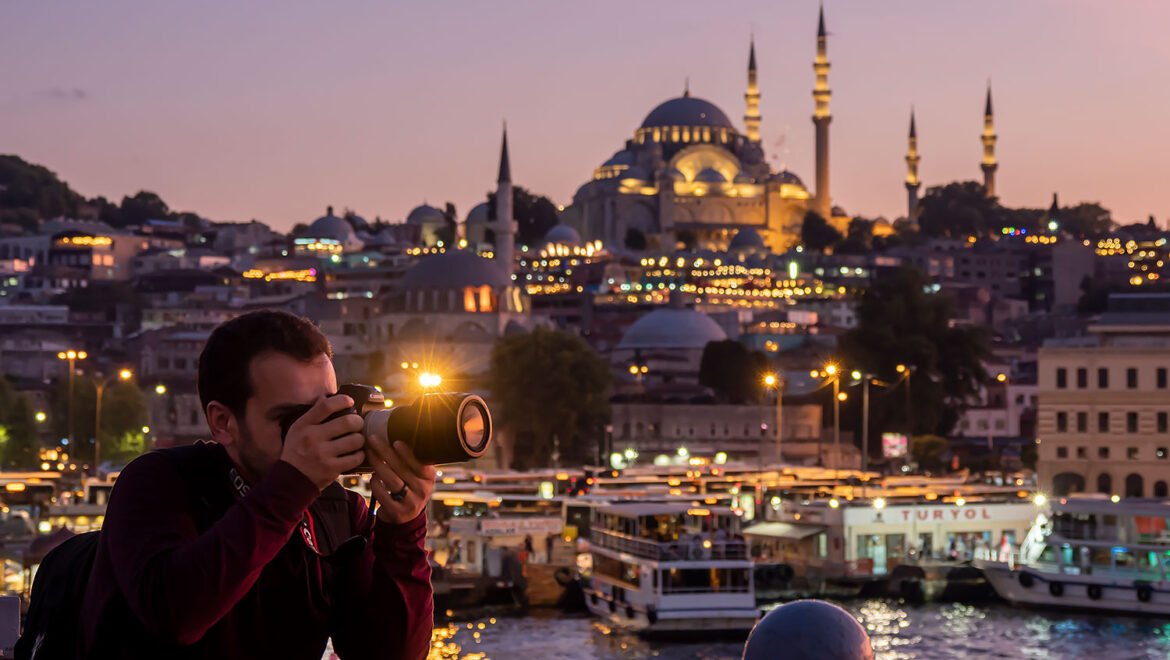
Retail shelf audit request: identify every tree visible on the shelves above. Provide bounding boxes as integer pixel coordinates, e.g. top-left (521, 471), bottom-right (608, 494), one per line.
top-left (834, 217), bottom-right (875, 255)
top-left (0, 155), bottom-right (84, 228)
top-left (839, 266), bottom-right (990, 436)
top-left (699, 341), bottom-right (768, 404)
top-left (1060, 203), bottom-right (1113, 238)
top-left (910, 435), bottom-right (949, 473)
top-left (0, 387), bottom-right (39, 470)
top-left (488, 328), bottom-right (611, 470)
top-left (117, 191), bottom-right (171, 227)
top-left (800, 211), bottom-right (842, 251)
top-left (49, 378), bottom-right (148, 467)
top-left (486, 186), bottom-right (559, 247)
top-left (916, 181), bottom-right (1005, 239)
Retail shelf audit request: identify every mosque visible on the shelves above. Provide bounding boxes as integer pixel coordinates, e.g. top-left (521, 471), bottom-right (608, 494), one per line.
top-left (559, 8), bottom-right (838, 254)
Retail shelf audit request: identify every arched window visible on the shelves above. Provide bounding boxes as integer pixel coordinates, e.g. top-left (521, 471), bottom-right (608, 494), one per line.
top-left (479, 285), bottom-right (493, 312)
top-left (1125, 473), bottom-right (1144, 498)
top-left (1052, 472), bottom-right (1085, 496)
top-left (1097, 473), bottom-right (1112, 495)
top-left (1155, 481), bottom-right (1168, 498)
top-left (463, 287), bottom-right (477, 312)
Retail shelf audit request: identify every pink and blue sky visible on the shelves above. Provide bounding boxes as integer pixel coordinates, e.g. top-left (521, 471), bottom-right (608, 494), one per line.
top-left (2, 0), bottom-right (1168, 230)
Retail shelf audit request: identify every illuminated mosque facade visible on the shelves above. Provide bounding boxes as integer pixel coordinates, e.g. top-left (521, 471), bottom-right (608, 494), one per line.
top-left (561, 8), bottom-right (837, 254)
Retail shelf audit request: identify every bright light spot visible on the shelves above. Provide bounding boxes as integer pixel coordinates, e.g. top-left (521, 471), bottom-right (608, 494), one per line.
top-left (955, 497), bottom-right (966, 507)
top-left (996, 373), bottom-right (1007, 383)
top-left (829, 498), bottom-right (840, 509)
top-left (677, 446), bottom-right (689, 458)
top-left (763, 373), bottom-right (777, 387)
top-left (419, 372), bottom-right (442, 389)
top-left (1111, 494), bottom-right (1120, 504)
top-left (714, 451), bottom-right (728, 465)
top-left (66, 350), bottom-right (77, 360)
top-left (824, 364), bottom-right (838, 376)
top-left (1033, 494), bottom-right (1047, 507)
top-left (35, 411), bottom-right (46, 423)
top-left (896, 364), bottom-right (906, 374)
top-left (851, 370), bottom-right (862, 381)
top-left (155, 384), bottom-right (167, 395)
top-left (119, 369), bottom-right (133, 381)
top-left (874, 497), bottom-right (887, 510)
top-left (837, 392), bottom-right (848, 402)
top-left (141, 426), bottom-right (150, 434)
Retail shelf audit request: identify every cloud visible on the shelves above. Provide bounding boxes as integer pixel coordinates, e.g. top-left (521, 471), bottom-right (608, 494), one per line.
top-left (40, 87), bottom-right (89, 102)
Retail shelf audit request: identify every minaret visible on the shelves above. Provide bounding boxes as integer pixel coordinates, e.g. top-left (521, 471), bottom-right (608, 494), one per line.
top-left (981, 83), bottom-right (998, 198)
top-left (494, 125), bottom-right (515, 280)
top-left (812, 4), bottom-right (833, 220)
top-left (744, 37), bottom-right (761, 143)
top-left (905, 109), bottom-right (921, 220)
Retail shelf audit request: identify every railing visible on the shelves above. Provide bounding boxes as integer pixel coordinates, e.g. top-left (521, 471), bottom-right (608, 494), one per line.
top-left (592, 529), bottom-right (748, 561)
top-left (661, 583), bottom-right (752, 594)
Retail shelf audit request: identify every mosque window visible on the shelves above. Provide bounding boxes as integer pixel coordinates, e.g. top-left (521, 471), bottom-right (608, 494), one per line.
top-left (672, 127), bottom-right (680, 142)
top-left (703, 127), bottom-right (711, 141)
top-left (653, 128), bottom-right (661, 142)
top-left (464, 288), bottom-right (477, 313)
top-left (479, 285), bottom-right (494, 312)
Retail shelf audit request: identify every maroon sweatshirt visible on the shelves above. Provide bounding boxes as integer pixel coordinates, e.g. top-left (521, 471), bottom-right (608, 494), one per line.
top-left (80, 444), bottom-right (433, 659)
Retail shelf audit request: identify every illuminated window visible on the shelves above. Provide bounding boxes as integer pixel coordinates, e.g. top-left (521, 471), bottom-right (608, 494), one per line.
top-left (478, 286), bottom-right (493, 312)
top-left (463, 288), bottom-right (476, 313)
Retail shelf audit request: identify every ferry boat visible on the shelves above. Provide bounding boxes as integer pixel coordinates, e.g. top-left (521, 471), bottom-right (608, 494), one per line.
top-left (582, 502), bottom-right (759, 635)
top-left (976, 495), bottom-right (1170, 615)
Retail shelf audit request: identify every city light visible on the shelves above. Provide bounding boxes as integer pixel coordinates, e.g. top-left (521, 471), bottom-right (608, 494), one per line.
top-left (1033, 493), bottom-right (1047, 507)
top-left (824, 363), bottom-right (838, 377)
top-left (851, 370), bottom-right (862, 381)
top-left (873, 497), bottom-right (886, 510)
top-left (1110, 494), bottom-right (1120, 503)
top-left (763, 373), bottom-right (778, 387)
top-left (419, 372), bottom-right (442, 389)
top-left (677, 446), bottom-right (689, 458)
top-left (155, 384), bottom-right (167, 395)
top-left (896, 364), bottom-right (906, 374)
top-left (996, 373), bottom-right (1007, 383)
top-left (119, 369), bottom-right (133, 381)
top-left (829, 498), bottom-right (840, 508)
top-left (34, 411), bottom-right (46, 423)
top-left (837, 392), bottom-right (848, 402)
top-left (141, 426), bottom-right (151, 434)
top-left (714, 451), bottom-right (728, 464)
top-left (955, 497), bottom-right (967, 507)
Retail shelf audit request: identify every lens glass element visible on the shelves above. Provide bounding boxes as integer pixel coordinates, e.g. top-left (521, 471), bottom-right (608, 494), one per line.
top-left (461, 403), bottom-right (487, 452)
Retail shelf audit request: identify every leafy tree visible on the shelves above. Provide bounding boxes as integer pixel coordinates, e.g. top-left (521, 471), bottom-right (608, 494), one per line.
top-left (49, 377), bottom-right (147, 466)
top-left (624, 227), bottom-right (647, 251)
top-left (839, 266), bottom-right (990, 436)
top-left (0, 383), bottom-right (39, 470)
top-left (104, 430), bottom-right (148, 464)
top-left (800, 211), bottom-right (842, 251)
top-left (0, 155), bottom-right (84, 228)
top-left (117, 191), bottom-right (170, 227)
top-left (910, 435), bottom-right (949, 473)
top-left (916, 181), bottom-right (1004, 239)
top-left (486, 186), bottom-right (559, 247)
top-left (834, 217), bottom-right (875, 255)
top-left (488, 328), bottom-right (611, 470)
top-left (698, 341), bottom-right (769, 404)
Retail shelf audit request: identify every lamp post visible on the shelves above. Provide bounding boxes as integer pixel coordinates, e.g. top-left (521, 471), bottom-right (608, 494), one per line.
top-left (825, 363), bottom-right (841, 471)
top-left (93, 368), bottom-right (133, 476)
top-left (852, 370), bottom-right (873, 474)
top-left (990, 372), bottom-right (1007, 451)
top-left (763, 372), bottom-right (785, 465)
top-left (56, 349), bottom-right (88, 449)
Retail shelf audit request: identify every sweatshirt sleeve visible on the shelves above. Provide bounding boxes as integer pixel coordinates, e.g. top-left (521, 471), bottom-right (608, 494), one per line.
top-left (101, 451), bottom-right (320, 645)
top-left (329, 494), bottom-right (434, 660)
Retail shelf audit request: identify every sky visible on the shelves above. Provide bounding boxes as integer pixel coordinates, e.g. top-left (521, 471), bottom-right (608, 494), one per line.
top-left (2, 1), bottom-right (1169, 231)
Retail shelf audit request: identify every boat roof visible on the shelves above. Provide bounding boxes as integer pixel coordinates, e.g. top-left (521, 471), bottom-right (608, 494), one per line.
top-left (1056, 495), bottom-right (1170, 517)
top-left (597, 502), bottom-right (734, 517)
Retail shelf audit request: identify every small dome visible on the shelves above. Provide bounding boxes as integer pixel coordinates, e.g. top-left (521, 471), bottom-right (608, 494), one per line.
top-left (641, 96), bottom-right (736, 131)
top-left (729, 227), bottom-right (766, 252)
top-left (306, 207), bottom-right (357, 243)
top-left (771, 169), bottom-right (805, 187)
top-left (407, 204), bottom-right (446, 225)
top-left (544, 224), bottom-right (583, 246)
top-left (398, 250), bottom-right (509, 291)
top-left (621, 165), bottom-right (649, 181)
top-left (602, 150), bottom-right (637, 168)
top-left (466, 202), bottom-right (490, 225)
top-left (695, 168), bottom-right (727, 184)
top-left (618, 307), bottom-right (728, 350)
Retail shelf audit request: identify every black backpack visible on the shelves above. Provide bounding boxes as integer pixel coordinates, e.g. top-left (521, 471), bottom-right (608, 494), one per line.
top-left (16, 443), bottom-right (364, 660)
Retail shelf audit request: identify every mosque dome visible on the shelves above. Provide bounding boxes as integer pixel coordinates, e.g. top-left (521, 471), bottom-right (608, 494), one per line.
top-left (543, 224), bottom-right (583, 246)
top-left (641, 96), bottom-right (735, 131)
top-left (602, 150), bottom-right (637, 168)
top-left (617, 307), bottom-right (728, 351)
top-left (306, 207), bottom-right (357, 243)
top-left (398, 250), bottom-right (509, 291)
top-left (729, 227), bottom-right (766, 252)
top-left (695, 167), bottom-right (727, 184)
top-left (407, 204), bottom-right (446, 225)
top-left (466, 202), bottom-right (490, 225)
top-left (621, 165), bottom-right (649, 181)
top-left (771, 170), bottom-right (805, 187)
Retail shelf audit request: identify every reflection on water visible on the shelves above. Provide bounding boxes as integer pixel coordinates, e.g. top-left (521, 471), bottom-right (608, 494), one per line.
top-left (422, 602), bottom-right (1170, 659)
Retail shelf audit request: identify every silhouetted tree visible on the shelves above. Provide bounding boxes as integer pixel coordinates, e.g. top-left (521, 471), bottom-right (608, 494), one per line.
top-left (800, 211), bottom-right (842, 251)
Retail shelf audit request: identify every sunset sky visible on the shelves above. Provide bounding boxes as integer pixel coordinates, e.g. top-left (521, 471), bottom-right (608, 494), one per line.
top-left (3, 1), bottom-right (1169, 231)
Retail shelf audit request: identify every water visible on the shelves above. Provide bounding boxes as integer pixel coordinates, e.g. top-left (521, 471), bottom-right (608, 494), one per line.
top-left (423, 601), bottom-right (1170, 659)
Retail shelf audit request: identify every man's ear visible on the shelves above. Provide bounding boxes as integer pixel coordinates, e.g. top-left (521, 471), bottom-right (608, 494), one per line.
top-left (206, 401), bottom-right (238, 447)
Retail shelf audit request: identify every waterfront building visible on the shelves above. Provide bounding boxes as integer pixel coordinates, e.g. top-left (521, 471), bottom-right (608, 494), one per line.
top-left (1036, 293), bottom-right (1170, 497)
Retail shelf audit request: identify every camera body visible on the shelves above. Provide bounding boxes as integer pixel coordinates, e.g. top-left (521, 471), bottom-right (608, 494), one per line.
top-left (278, 383), bottom-right (492, 472)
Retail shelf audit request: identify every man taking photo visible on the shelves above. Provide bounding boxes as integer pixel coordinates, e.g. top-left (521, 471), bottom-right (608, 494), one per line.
top-left (80, 309), bottom-right (435, 658)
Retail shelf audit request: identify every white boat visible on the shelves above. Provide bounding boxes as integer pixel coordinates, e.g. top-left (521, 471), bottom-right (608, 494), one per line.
top-left (582, 502), bottom-right (759, 635)
top-left (977, 495), bottom-right (1170, 615)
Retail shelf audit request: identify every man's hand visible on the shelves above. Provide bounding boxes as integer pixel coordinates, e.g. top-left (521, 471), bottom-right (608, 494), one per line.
top-left (367, 438), bottom-right (436, 525)
top-left (280, 394), bottom-right (365, 491)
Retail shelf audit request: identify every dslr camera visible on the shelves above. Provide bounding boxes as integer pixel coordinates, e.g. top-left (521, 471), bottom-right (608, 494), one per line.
top-left (278, 383), bottom-right (492, 472)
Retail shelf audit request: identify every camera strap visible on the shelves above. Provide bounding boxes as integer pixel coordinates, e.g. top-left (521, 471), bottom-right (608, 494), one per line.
top-left (228, 465), bottom-right (325, 556)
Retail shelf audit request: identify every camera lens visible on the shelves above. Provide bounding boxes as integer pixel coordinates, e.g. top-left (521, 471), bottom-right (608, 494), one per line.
top-left (460, 400), bottom-right (488, 454)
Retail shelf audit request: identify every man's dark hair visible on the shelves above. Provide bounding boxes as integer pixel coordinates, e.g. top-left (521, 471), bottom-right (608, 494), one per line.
top-left (198, 309), bottom-right (333, 417)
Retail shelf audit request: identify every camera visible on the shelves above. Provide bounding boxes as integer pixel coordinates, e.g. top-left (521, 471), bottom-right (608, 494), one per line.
top-left (278, 383), bottom-right (492, 471)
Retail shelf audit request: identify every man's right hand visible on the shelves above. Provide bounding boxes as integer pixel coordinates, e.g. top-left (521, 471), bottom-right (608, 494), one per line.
top-left (280, 394), bottom-right (365, 490)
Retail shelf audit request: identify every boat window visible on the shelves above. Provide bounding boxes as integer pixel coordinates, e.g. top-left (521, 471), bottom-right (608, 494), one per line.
top-left (661, 568), bottom-right (750, 594)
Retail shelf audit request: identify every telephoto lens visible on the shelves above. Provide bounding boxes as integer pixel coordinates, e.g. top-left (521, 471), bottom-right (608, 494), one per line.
top-left (362, 391), bottom-right (492, 466)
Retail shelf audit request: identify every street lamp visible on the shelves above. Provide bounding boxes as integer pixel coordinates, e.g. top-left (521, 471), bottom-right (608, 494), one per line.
top-left (419, 372), bottom-right (442, 389)
top-left (763, 372), bottom-right (785, 465)
top-left (56, 349), bottom-right (88, 448)
top-left (94, 368), bottom-right (134, 476)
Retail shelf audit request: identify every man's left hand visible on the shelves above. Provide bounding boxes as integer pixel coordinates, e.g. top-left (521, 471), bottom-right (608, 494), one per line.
top-left (368, 440), bottom-right (435, 525)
